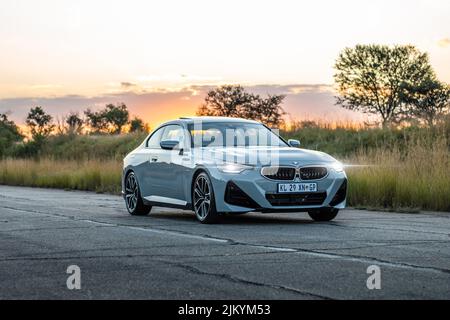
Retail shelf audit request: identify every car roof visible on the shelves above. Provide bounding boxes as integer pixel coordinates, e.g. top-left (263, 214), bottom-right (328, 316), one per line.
top-left (178, 116), bottom-right (259, 124)
top-left (156, 116), bottom-right (260, 128)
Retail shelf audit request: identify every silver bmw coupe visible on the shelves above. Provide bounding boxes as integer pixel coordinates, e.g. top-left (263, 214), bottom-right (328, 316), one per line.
top-left (122, 117), bottom-right (347, 223)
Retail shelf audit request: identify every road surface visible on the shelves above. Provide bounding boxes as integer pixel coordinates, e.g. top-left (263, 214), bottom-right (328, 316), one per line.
top-left (0, 185), bottom-right (449, 299)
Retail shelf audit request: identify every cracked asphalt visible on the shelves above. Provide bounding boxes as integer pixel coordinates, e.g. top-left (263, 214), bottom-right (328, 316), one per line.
top-left (0, 185), bottom-right (449, 299)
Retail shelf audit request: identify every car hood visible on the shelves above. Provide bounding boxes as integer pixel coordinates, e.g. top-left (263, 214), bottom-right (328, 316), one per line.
top-left (195, 146), bottom-right (337, 166)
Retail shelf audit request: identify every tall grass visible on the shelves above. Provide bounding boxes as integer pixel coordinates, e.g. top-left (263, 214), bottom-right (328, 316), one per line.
top-left (282, 117), bottom-right (450, 157)
top-left (12, 132), bottom-right (147, 160)
top-left (0, 158), bottom-right (122, 193)
top-left (345, 137), bottom-right (450, 211)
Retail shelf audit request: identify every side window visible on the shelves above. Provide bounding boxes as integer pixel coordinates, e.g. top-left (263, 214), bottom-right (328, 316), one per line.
top-left (161, 125), bottom-right (184, 144)
top-left (146, 127), bottom-right (163, 148)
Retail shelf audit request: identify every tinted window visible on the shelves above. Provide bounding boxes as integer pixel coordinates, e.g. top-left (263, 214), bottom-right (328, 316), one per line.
top-left (161, 125), bottom-right (184, 143)
top-left (188, 122), bottom-right (288, 147)
top-left (146, 127), bottom-right (163, 148)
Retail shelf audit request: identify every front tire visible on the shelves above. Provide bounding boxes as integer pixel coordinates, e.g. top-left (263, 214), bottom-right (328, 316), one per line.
top-left (193, 172), bottom-right (219, 224)
top-left (308, 208), bottom-right (339, 222)
top-left (124, 172), bottom-right (152, 216)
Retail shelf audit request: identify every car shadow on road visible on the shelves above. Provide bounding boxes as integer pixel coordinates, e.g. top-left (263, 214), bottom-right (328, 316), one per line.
top-left (148, 209), bottom-right (316, 225)
top-left (220, 213), bottom-right (316, 225)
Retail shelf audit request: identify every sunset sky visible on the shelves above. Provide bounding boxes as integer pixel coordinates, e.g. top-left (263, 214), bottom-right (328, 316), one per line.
top-left (1, 0), bottom-right (449, 127)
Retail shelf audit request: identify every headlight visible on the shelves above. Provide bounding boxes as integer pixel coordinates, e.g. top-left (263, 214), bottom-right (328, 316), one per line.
top-left (217, 163), bottom-right (253, 174)
top-left (330, 162), bottom-right (344, 172)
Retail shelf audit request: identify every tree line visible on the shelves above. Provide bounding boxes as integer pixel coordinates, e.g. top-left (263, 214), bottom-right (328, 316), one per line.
top-left (0, 103), bottom-right (148, 157)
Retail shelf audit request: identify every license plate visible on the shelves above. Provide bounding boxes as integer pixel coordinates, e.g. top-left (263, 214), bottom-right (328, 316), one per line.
top-left (278, 183), bottom-right (317, 193)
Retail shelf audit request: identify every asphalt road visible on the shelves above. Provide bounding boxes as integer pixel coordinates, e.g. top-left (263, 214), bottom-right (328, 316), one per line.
top-left (0, 185), bottom-right (449, 299)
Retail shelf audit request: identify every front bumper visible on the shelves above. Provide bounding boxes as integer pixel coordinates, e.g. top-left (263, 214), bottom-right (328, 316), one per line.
top-left (207, 166), bottom-right (347, 213)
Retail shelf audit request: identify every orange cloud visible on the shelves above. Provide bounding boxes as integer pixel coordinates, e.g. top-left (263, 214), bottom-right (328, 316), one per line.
top-left (0, 84), bottom-right (365, 129)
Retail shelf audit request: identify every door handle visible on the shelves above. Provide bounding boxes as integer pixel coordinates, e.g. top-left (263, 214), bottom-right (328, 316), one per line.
top-left (151, 157), bottom-right (158, 162)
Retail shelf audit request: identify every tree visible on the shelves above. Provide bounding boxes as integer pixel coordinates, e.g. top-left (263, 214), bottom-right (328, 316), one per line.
top-left (0, 113), bottom-right (23, 157)
top-left (197, 85), bottom-right (254, 118)
top-left (84, 108), bottom-right (109, 133)
top-left (197, 85), bottom-right (286, 127)
top-left (104, 103), bottom-right (129, 134)
top-left (65, 112), bottom-right (84, 134)
top-left (250, 94), bottom-right (286, 127)
top-left (334, 45), bottom-right (435, 127)
top-left (129, 116), bottom-right (145, 132)
top-left (402, 79), bottom-right (450, 126)
top-left (84, 103), bottom-right (129, 134)
top-left (26, 106), bottom-right (55, 141)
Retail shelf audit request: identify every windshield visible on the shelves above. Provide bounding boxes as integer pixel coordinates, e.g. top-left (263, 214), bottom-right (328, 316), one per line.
top-left (188, 122), bottom-right (288, 148)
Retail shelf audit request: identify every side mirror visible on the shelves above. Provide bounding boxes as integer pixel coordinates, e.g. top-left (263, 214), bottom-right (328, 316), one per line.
top-left (160, 140), bottom-right (180, 150)
top-left (288, 139), bottom-right (301, 148)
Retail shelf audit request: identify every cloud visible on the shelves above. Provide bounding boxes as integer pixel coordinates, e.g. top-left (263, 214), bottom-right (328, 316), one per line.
top-left (437, 38), bottom-right (450, 48)
top-left (120, 82), bottom-right (138, 88)
top-left (0, 84), bottom-right (363, 128)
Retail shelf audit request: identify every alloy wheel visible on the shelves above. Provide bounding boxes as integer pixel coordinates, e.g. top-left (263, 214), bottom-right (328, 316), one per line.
top-left (193, 176), bottom-right (211, 220)
top-left (125, 173), bottom-right (139, 212)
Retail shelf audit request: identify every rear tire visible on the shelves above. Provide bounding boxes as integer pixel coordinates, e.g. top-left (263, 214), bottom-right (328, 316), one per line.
top-left (308, 208), bottom-right (339, 222)
top-left (192, 172), bottom-right (220, 224)
top-left (124, 172), bottom-right (152, 216)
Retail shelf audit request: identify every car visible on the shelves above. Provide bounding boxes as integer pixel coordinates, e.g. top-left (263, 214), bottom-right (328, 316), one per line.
top-left (122, 117), bottom-right (347, 223)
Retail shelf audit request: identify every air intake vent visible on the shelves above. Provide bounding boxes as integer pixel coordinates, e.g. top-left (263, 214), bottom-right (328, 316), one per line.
top-left (261, 167), bottom-right (295, 181)
top-left (329, 179), bottom-right (347, 206)
top-left (300, 167), bottom-right (327, 180)
top-left (224, 181), bottom-right (260, 209)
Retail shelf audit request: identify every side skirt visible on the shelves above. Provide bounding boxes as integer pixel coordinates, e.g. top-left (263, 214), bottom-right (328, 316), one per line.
top-left (143, 195), bottom-right (192, 210)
